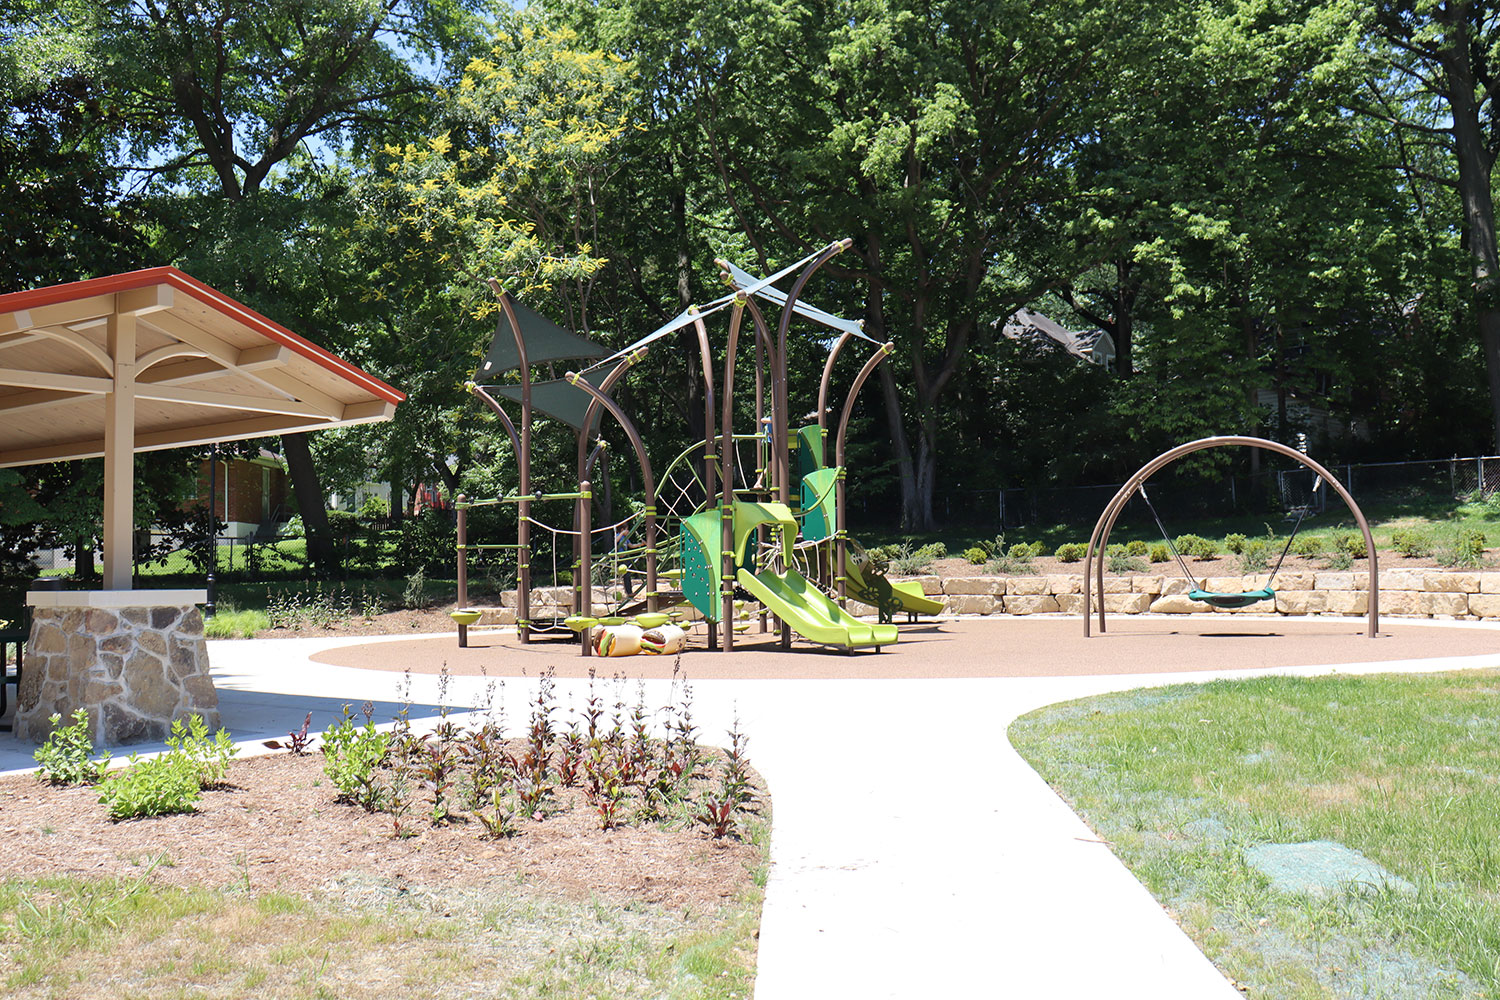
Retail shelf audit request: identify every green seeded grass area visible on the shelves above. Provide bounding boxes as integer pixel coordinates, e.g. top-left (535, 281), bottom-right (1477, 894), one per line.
top-left (1010, 671), bottom-right (1500, 1000)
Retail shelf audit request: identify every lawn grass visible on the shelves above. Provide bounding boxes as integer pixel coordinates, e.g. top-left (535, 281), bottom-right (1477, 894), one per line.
top-left (0, 869), bottom-right (762, 999)
top-left (1010, 670), bottom-right (1500, 999)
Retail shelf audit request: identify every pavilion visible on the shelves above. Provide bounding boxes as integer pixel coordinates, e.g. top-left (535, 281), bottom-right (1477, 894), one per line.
top-left (0, 267), bottom-right (404, 743)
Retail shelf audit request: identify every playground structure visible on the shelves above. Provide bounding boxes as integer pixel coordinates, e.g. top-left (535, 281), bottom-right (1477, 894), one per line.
top-left (1083, 435), bottom-right (1381, 637)
top-left (453, 240), bottom-right (943, 654)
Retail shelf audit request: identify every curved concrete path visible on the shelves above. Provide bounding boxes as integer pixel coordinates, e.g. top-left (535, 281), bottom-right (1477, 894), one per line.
top-left (4, 614), bottom-right (1499, 998)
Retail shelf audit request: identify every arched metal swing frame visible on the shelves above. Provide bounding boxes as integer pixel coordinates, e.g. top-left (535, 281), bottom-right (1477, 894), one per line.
top-left (1082, 436), bottom-right (1380, 638)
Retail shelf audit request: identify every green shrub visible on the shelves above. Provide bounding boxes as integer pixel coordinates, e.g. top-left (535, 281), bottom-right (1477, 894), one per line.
top-left (984, 555), bottom-right (1038, 576)
top-left (1391, 527), bottom-right (1434, 559)
top-left (888, 543), bottom-right (936, 575)
top-left (1324, 550), bottom-right (1354, 571)
top-left (963, 546), bottom-right (988, 565)
top-left (1125, 539), bottom-right (1148, 557)
top-left (325, 508), bottom-right (359, 541)
top-left (1007, 542), bottom-right (1043, 561)
top-left (1330, 529), bottom-right (1367, 559)
top-left (1237, 538), bottom-right (1271, 573)
top-left (165, 714), bottom-right (238, 788)
top-left (34, 708), bottom-right (111, 785)
top-left (1149, 543), bottom-right (1170, 563)
top-left (322, 705), bottom-right (392, 811)
top-left (1174, 534), bottom-right (1218, 559)
top-left (1223, 533), bottom-right (1247, 555)
top-left (203, 606), bottom-right (271, 639)
top-left (1437, 527), bottom-right (1487, 569)
top-left (1108, 553), bottom-right (1147, 573)
top-left (1054, 542), bottom-right (1087, 563)
top-left (919, 542), bottom-right (947, 559)
top-left (98, 752), bottom-right (202, 820)
top-left (1290, 534), bottom-right (1325, 558)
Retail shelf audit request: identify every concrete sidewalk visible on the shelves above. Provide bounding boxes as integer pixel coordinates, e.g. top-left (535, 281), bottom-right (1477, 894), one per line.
top-left (3, 622), bottom-right (1498, 998)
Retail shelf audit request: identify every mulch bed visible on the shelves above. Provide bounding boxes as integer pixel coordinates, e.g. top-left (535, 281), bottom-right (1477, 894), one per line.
top-left (0, 752), bottom-right (764, 911)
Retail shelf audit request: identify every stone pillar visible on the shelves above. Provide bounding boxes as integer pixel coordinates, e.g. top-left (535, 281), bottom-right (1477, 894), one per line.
top-left (17, 590), bottom-right (219, 745)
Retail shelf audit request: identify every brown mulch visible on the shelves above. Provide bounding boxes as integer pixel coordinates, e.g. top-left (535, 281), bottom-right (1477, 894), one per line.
top-left (252, 607), bottom-right (459, 639)
top-left (0, 752), bottom-right (765, 912)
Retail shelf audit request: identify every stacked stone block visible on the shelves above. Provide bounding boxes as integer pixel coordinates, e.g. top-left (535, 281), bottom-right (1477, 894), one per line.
top-left (18, 604), bottom-right (219, 745)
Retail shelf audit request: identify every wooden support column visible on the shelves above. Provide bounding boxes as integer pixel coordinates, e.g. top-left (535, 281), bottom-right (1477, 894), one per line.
top-left (102, 312), bottom-right (137, 590)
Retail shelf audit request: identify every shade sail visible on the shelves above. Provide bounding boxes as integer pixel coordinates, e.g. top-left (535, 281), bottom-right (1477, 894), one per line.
top-left (494, 369), bottom-right (612, 433)
top-left (474, 299), bottom-right (606, 381)
top-left (720, 260), bottom-right (875, 343)
top-left (0, 267), bottom-right (405, 468)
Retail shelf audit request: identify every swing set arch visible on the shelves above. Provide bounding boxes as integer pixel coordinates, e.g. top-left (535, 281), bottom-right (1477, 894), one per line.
top-left (1082, 436), bottom-right (1380, 638)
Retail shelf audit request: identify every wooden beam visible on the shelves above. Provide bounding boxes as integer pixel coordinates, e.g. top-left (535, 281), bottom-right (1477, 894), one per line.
top-left (0, 311), bottom-right (34, 337)
top-left (144, 311), bottom-right (345, 414)
top-left (102, 312), bottom-right (137, 591)
top-left (137, 346), bottom-right (290, 387)
top-left (0, 367), bottom-right (112, 393)
top-left (21, 294), bottom-right (117, 330)
top-left (0, 389), bottom-right (86, 415)
top-left (0, 407), bottom-right (397, 468)
top-left (340, 399), bottom-right (398, 421)
top-left (116, 284), bottom-right (172, 315)
top-left (135, 383), bottom-right (336, 419)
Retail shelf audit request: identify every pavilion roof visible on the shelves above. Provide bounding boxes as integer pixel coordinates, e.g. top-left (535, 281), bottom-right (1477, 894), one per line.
top-left (0, 267), bottom-right (404, 468)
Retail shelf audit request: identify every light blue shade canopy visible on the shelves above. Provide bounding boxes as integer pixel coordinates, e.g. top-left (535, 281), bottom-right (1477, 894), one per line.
top-left (577, 242), bottom-right (850, 373)
top-left (720, 260), bottom-right (877, 343)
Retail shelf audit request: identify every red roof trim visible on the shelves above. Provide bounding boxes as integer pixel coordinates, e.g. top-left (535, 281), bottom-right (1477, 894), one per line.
top-left (0, 267), bottom-right (405, 404)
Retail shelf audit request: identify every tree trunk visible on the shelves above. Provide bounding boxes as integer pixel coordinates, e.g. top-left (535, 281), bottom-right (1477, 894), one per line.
top-left (670, 180), bottom-right (708, 500)
top-left (1438, 11), bottom-right (1500, 448)
top-left (282, 432), bottom-right (335, 576)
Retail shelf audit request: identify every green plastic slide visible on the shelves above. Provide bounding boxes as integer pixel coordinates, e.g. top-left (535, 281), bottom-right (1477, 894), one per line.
top-left (844, 556), bottom-right (946, 618)
top-left (736, 567), bottom-right (898, 651)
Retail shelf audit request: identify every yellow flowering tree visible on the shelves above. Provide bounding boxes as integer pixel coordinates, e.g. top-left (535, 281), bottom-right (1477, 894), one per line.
top-left (379, 21), bottom-right (633, 327)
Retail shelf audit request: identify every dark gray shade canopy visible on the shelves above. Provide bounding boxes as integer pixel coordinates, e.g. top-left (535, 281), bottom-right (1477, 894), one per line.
top-left (495, 369), bottom-right (613, 433)
top-left (474, 300), bottom-right (606, 381)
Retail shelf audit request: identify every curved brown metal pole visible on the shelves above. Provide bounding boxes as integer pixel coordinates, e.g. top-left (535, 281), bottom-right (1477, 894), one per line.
top-left (574, 356), bottom-right (640, 502)
top-left (834, 343), bottom-right (893, 606)
top-left (773, 240), bottom-right (850, 507)
top-left (489, 282), bottom-right (534, 643)
top-left (467, 383), bottom-right (521, 460)
top-left (1081, 436), bottom-right (1379, 638)
top-left (817, 331), bottom-right (855, 464)
top-left (691, 313), bottom-right (718, 504)
top-left (717, 298), bottom-right (749, 650)
top-left (566, 372), bottom-right (658, 613)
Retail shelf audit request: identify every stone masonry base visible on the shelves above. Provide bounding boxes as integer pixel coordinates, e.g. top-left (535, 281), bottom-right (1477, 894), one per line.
top-left (17, 604), bottom-right (220, 745)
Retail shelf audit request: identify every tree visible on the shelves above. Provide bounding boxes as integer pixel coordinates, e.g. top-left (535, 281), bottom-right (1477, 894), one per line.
top-left (5, 0), bottom-right (485, 572)
top-left (1363, 1), bottom-right (1500, 448)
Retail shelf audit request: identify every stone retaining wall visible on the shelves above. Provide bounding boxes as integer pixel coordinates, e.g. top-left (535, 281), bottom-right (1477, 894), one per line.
top-left (884, 570), bottom-right (1500, 619)
top-left (489, 570), bottom-right (1499, 622)
top-left (18, 604), bottom-right (220, 744)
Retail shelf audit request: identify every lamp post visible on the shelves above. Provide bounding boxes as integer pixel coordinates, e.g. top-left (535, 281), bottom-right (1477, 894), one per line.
top-left (206, 444), bottom-right (217, 618)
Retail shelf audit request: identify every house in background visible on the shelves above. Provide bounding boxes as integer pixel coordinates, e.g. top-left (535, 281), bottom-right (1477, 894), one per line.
top-left (195, 449), bottom-right (290, 540)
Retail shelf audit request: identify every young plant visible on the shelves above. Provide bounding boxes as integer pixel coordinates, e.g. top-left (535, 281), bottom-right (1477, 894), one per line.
top-left (696, 794), bottom-right (737, 839)
top-left (263, 712), bottom-right (314, 755)
top-left (476, 788), bottom-right (519, 839)
top-left (98, 752), bottom-right (202, 820)
top-left (322, 702), bottom-right (391, 811)
top-left (1054, 542), bottom-right (1086, 563)
top-left (165, 714), bottom-right (238, 788)
top-left (34, 708), bottom-right (111, 785)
